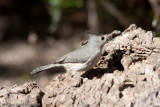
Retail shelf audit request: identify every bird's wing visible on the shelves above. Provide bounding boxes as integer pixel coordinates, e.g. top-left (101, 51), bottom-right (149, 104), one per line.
top-left (54, 51), bottom-right (87, 64)
top-left (54, 54), bottom-right (68, 64)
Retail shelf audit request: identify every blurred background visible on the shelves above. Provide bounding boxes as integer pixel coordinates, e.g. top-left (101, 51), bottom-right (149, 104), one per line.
top-left (0, 0), bottom-right (160, 89)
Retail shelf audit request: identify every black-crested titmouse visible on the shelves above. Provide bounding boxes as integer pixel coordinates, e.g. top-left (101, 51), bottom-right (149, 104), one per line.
top-left (31, 31), bottom-right (113, 76)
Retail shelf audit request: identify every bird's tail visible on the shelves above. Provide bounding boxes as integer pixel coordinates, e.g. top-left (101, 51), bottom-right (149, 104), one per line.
top-left (31, 64), bottom-right (62, 74)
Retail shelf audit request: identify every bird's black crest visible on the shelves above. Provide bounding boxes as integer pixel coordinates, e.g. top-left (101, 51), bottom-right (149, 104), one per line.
top-left (86, 31), bottom-right (104, 36)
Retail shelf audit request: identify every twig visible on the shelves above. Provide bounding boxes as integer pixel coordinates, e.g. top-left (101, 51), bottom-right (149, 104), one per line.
top-left (99, 0), bottom-right (130, 28)
top-left (148, 0), bottom-right (160, 17)
top-left (87, 0), bottom-right (99, 31)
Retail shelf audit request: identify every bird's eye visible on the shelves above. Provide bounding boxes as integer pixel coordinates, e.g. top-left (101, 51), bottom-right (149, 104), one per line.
top-left (101, 36), bottom-right (105, 40)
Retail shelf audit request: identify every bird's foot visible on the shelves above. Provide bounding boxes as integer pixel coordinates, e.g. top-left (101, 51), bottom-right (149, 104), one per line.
top-left (71, 71), bottom-right (80, 78)
top-left (70, 72), bottom-right (83, 87)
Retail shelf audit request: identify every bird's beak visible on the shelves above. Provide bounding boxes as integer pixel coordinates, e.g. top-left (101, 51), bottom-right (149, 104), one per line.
top-left (105, 35), bottom-right (113, 41)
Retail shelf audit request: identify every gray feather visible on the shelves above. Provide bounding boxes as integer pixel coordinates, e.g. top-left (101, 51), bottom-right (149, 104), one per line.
top-left (54, 47), bottom-right (92, 64)
top-left (31, 64), bottom-right (63, 74)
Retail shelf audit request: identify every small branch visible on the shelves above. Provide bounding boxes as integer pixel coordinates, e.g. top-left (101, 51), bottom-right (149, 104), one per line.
top-left (148, 0), bottom-right (160, 17)
top-left (87, 0), bottom-right (99, 31)
top-left (99, 0), bottom-right (130, 28)
top-left (148, 0), bottom-right (160, 36)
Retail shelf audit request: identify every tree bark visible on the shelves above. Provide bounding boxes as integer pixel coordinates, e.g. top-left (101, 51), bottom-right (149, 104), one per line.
top-left (1, 24), bottom-right (160, 107)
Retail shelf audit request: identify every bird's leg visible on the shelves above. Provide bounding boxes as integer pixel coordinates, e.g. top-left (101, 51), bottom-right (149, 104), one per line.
top-left (71, 70), bottom-right (81, 78)
top-left (71, 71), bottom-right (77, 77)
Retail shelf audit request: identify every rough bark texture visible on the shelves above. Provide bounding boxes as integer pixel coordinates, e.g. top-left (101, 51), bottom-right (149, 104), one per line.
top-left (0, 82), bottom-right (44, 107)
top-left (1, 24), bottom-right (160, 107)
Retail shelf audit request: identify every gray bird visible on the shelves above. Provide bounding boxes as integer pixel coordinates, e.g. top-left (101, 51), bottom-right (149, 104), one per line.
top-left (31, 31), bottom-right (113, 76)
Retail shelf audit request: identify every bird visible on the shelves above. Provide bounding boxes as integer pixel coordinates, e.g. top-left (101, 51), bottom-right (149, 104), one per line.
top-left (31, 31), bottom-right (113, 76)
